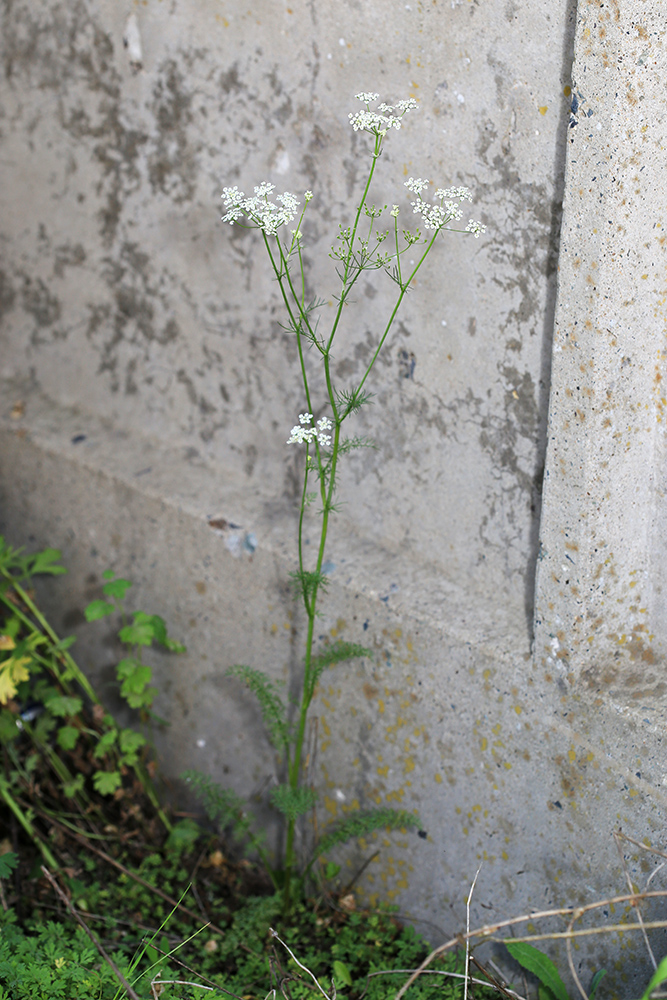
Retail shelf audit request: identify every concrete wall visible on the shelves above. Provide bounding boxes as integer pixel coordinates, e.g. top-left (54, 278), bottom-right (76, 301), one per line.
top-left (2, 0), bottom-right (667, 991)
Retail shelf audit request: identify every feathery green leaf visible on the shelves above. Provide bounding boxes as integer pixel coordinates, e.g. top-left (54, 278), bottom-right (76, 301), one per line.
top-left (309, 808), bottom-right (419, 868)
top-left (226, 665), bottom-right (289, 753)
top-left (270, 784), bottom-right (318, 820)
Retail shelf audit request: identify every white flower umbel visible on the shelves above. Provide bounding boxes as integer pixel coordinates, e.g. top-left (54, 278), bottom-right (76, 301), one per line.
top-left (222, 183), bottom-right (301, 235)
top-left (348, 93), bottom-right (418, 137)
top-left (315, 416), bottom-right (332, 447)
top-left (465, 219), bottom-right (487, 238)
top-left (287, 413), bottom-right (333, 446)
top-left (405, 178), bottom-right (485, 236)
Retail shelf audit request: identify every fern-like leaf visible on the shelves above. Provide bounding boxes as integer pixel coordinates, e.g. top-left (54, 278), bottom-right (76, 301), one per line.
top-left (309, 641), bottom-right (372, 697)
top-left (270, 784), bottom-right (318, 820)
top-left (226, 665), bottom-right (289, 753)
top-left (181, 769), bottom-right (266, 852)
top-left (289, 569), bottom-right (330, 604)
top-left (335, 386), bottom-right (375, 417)
top-left (308, 808), bottom-right (419, 870)
top-left (337, 436), bottom-right (377, 455)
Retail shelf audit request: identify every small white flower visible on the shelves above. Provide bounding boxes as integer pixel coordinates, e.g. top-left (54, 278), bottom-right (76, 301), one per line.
top-left (316, 417), bottom-right (332, 431)
top-left (465, 219), bottom-right (486, 238)
top-left (355, 91), bottom-right (380, 104)
top-left (287, 425), bottom-right (317, 445)
top-left (435, 185), bottom-right (473, 202)
top-left (299, 413), bottom-right (313, 425)
top-left (304, 190), bottom-right (313, 201)
top-left (405, 177), bottom-right (430, 196)
top-left (390, 205), bottom-right (400, 217)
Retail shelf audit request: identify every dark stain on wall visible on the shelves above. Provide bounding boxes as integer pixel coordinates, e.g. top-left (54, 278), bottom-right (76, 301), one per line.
top-left (148, 59), bottom-right (198, 203)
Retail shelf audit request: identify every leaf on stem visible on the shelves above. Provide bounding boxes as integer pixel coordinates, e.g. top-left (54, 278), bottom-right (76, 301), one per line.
top-left (56, 725), bottom-right (80, 751)
top-left (181, 768), bottom-right (268, 857)
top-left (92, 728), bottom-right (117, 759)
top-left (93, 770), bottom-right (122, 796)
top-left (119, 611), bottom-right (185, 652)
top-left (63, 773), bottom-right (85, 798)
top-left (270, 784), bottom-right (318, 820)
top-left (337, 436), bottom-right (377, 454)
top-left (119, 728), bottom-right (147, 764)
top-left (0, 655), bottom-right (31, 704)
top-left (102, 577), bottom-right (133, 601)
top-left (226, 664), bottom-right (290, 753)
top-left (310, 808), bottom-right (420, 867)
top-left (289, 569), bottom-right (329, 603)
top-left (44, 694), bottom-right (83, 718)
top-left (29, 549), bottom-right (67, 576)
top-left (335, 386), bottom-right (374, 417)
top-left (0, 851), bottom-right (19, 878)
top-left (84, 600), bottom-right (116, 622)
top-left (310, 641), bottom-right (372, 696)
top-left (116, 658), bottom-right (155, 709)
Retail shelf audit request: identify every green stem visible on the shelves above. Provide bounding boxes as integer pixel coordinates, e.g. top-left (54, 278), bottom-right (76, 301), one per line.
top-left (0, 778), bottom-right (59, 870)
top-left (352, 227), bottom-right (440, 406)
top-left (20, 716), bottom-right (89, 808)
top-left (326, 133), bottom-right (384, 354)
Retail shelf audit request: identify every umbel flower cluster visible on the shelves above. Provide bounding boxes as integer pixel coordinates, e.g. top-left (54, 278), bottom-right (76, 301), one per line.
top-left (221, 182), bottom-right (312, 237)
top-left (348, 92), bottom-right (418, 135)
top-left (405, 177), bottom-right (486, 237)
top-left (287, 413), bottom-right (332, 447)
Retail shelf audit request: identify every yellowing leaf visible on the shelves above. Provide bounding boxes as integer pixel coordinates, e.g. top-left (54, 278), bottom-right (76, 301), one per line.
top-left (10, 656), bottom-right (30, 685)
top-left (0, 670), bottom-right (17, 704)
top-left (0, 635), bottom-right (16, 651)
top-left (0, 656), bottom-right (31, 704)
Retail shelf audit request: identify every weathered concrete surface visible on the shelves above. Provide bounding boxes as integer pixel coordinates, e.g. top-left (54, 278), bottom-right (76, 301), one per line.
top-left (2, 0), bottom-right (667, 992)
top-left (535, 0), bottom-right (667, 696)
top-left (0, 0), bottom-right (572, 623)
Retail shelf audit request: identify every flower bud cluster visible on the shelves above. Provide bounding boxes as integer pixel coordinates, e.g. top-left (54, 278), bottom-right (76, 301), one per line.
top-left (287, 413), bottom-right (333, 446)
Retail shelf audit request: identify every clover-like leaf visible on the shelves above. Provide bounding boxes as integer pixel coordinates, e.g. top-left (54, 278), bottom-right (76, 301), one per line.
top-left (44, 694), bottom-right (83, 718)
top-left (93, 770), bottom-right (122, 796)
top-left (84, 600), bottom-right (115, 622)
top-left (119, 728), bottom-right (146, 764)
top-left (93, 729), bottom-right (117, 760)
top-left (102, 577), bottom-right (133, 601)
top-left (63, 773), bottom-right (85, 798)
top-left (57, 725), bottom-right (80, 751)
